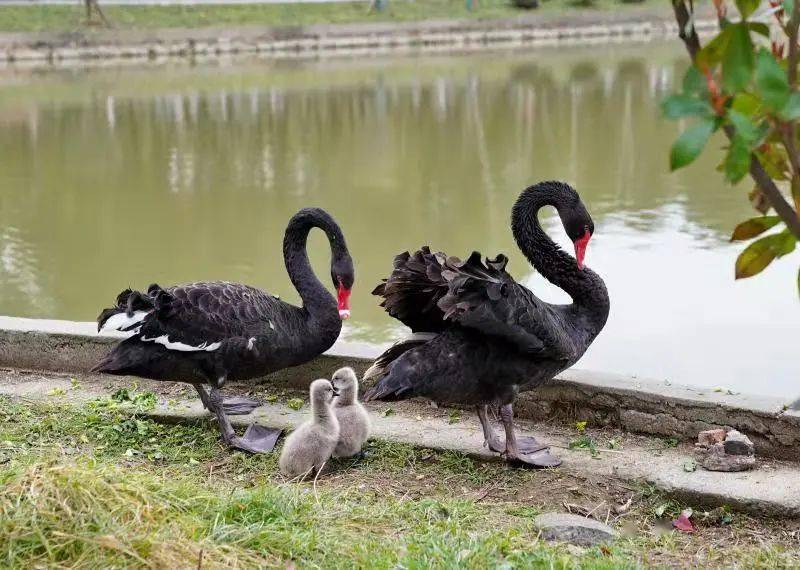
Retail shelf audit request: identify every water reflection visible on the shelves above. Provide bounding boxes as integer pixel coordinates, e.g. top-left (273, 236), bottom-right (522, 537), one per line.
top-left (0, 44), bottom-right (797, 395)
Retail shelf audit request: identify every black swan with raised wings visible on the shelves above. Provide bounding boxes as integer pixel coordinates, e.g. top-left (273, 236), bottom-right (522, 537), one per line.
top-left (363, 182), bottom-right (609, 467)
top-left (93, 208), bottom-right (354, 454)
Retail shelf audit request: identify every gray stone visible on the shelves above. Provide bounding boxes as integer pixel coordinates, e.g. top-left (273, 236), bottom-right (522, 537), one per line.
top-left (724, 430), bottom-right (755, 456)
top-left (534, 513), bottom-right (618, 546)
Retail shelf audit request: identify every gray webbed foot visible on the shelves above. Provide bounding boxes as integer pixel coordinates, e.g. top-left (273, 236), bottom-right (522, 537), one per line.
top-left (228, 424), bottom-right (282, 454)
top-left (222, 396), bottom-right (261, 415)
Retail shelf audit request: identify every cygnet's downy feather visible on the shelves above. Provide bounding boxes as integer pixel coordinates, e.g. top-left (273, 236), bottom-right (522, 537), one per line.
top-left (331, 367), bottom-right (371, 458)
top-left (279, 379), bottom-right (340, 478)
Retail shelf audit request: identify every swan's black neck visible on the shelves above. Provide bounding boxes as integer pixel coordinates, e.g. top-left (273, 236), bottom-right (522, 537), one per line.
top-left (511, 183), bottom-right (610, 336)
top-left (283, 208), bottom-right (346, 329)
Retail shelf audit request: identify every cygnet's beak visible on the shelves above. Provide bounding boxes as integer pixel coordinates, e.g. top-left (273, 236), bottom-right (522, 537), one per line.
top-left (331, 386), bottom-right (340, 397)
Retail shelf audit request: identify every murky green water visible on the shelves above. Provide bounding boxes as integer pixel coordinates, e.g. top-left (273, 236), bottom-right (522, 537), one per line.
top-left (0, 44), bottom-right (797, 396)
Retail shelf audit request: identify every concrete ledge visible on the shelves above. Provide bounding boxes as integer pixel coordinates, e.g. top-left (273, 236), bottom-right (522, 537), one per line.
top-left (3, 368), bottom-right (799, 518)
top-left (1, 316), bottom-right (798, 461)
top-left (0, 14), bottom-right (719, 67)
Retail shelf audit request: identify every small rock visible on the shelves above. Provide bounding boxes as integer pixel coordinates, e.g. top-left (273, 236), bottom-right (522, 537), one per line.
top-left (697, 429), bottom-right (726, 446)
top-left (723, 430), bottom-right (754, 456)
top-left (696, 442), bottom-right (756, 472)
top-left (534, 513), bottom-right (618, 546)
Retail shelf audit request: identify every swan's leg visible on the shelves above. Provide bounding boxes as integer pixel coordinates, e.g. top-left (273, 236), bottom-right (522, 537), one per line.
top-left (501, 403), bottom-right (550, 454)
top-left (500, 404), bottom-right (561, 468)
top-left (208, 386), bottom-right (282, 454)
top-left (208, 387), bottom-right (238, 443)
top-left (193, 384), bottom-right (212, 410)
top-left (477, 405), bottom-right (505, 453)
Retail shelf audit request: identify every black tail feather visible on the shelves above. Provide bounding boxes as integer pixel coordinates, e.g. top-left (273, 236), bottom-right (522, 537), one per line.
top-left (362, 333), bottom-right (437, 385)
top-left (96, 286), bottom-right (158, 331)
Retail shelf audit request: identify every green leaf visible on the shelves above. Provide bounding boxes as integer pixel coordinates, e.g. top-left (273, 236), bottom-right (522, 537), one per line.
top-left (725, 137), bottom-right (752, 182)
top-left (722, 24), bottom-right (755, 93)
top-left (785, 0), bottom-right (795, 15)
top-left (682, 66), bottom-right (708, 96)
top-left (736, 236), bottom-right (778, 278)
top-left (731, 215), bottom-right (783, 240)
top-left (747, 22), bottom-right (770, 37)
top-left (772, 230), bottom-right (798, 257)
top-left (736, 0), bottom-right (760, 19)
top-left (755, 49), bottom-right (790, 111)
top-left (735, 231), bottom-right (797, 279)
top-left (697, 26), bottom-right (733, 69)
top-left (661, 94), bottom-right (713, 120)
top-left (780, 92), bottom-right (800, 120)
top-left (730, 92), bottom-right (761, 116)
top-left (670, 118), bottom-right (718, 171)
top-left (727, 109), bottom-right (763, 144)
top-left (756, 146), bottom-right (790, 180)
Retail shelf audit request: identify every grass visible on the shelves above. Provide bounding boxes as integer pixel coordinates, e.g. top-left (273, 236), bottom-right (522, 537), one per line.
top-left (0, 0), bottom-right (666, 34)
top-left (1, 395), bottom-right (799, 568)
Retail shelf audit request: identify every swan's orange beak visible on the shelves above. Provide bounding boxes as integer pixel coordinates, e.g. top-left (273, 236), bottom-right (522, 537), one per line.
top-left (574, 230), bottom-right (591, 270)
top-left (337, 284), bottom-right (351, 320)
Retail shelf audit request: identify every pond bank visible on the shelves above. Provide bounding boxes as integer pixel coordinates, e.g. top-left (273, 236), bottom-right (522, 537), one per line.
top-left (1, 316), bottom-right (799, 462)
top-left (0, 10), bottom-right (717, 66)
top-left (3, 365), bottom-right (800, 518)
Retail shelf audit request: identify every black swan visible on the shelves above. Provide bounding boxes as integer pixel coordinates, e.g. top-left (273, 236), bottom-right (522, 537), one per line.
top-left (363, 181), bottom-right (609, 468)
top-left (93, 207), bottom-right (354, 454)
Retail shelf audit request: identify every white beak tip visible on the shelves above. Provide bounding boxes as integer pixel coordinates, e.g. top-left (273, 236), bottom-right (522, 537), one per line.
top-left (339, 310), bottom-right (351, 320)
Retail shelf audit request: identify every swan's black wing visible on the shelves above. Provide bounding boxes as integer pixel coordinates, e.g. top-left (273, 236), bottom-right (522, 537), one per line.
top-left (373, 247), bottom-right (451, 333)
top-left (374, 248), bottom-right (575, 359)
top-left (437, 252), bottom-right (577, 360)
top-left (98, 282), bottom-right (286, 352)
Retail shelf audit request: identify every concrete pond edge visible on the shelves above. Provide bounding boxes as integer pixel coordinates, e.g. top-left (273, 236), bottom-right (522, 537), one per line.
top-left (0, 14), bottom-right (719, 67)
top-left (3, 370), bottom-right (800, 519)
top-left (1, 316), bottom-right (799, 462)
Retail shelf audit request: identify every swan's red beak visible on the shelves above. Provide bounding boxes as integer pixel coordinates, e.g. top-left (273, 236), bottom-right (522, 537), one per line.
top-left (574, 230), bottom-right (591, 270)
top-left (337, 284), bottom-right (351, 320)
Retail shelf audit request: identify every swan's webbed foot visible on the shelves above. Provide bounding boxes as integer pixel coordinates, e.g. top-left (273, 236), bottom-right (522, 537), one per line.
top-left (207, 387), bottom-right (281, 454)
top-left (221, 396), bottom-right (261, 416)
top-left (516, 436), bottom-right (550, 455)
top-left (498, 403), bottom-right (562, 469)
top-left (504, 445), bottom-right (562, 469)
top-left (228, 424), bottom-right (282, 454)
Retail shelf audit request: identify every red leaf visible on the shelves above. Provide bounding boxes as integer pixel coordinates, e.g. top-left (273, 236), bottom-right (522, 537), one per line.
top-left (672, 511), bottom-right (696, 533)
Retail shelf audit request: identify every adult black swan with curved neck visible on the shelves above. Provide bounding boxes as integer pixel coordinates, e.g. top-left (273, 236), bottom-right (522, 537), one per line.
top-left (93, 208), bottom-right (354, 454)
top-left (363, 181), bottom-right (609, 467)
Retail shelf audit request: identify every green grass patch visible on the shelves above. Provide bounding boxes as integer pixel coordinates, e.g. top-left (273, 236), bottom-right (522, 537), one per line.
top-left (0, 396), bottom-right (798, 568)
top-left (0, 0), bottom-right (667, 33)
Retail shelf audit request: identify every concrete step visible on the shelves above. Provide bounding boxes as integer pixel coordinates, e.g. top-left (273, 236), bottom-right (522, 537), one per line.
top-left (2, 367), bottom-right (799, 518)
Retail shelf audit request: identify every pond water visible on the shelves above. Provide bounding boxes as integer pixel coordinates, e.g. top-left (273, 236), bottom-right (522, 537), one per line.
top-left (0, 44), bottom-right (797, 397)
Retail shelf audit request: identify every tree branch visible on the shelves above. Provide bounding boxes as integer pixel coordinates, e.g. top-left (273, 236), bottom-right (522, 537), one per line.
top-left (671, 0), bottom-right (800, 240)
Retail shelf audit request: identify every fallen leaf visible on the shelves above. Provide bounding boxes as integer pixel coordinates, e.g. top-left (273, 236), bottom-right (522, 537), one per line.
top-left (382, 408), bottom-right (395, 417)
top-left (672, 510), bottom-right (696, 533)
top-left (683, 458), bottom-right (697, 472)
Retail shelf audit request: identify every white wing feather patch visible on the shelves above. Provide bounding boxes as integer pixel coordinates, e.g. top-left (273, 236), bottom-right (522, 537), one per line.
top-left (140, 335), bottom-right (222, 352)
top-left (100, 310), bottom-right (149, 333)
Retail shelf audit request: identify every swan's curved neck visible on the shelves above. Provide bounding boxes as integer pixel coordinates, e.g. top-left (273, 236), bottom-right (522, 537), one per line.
top-left (283, 209), bottom-right (345, 321)
top-left (511, 187), bottom-right (609, 331)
